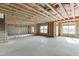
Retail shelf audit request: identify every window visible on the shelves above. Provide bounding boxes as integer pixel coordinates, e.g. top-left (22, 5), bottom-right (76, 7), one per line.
top-left (31, 26), bottom-right (34, 32)
top-left (0, 13), bottom-right (4, 18)
top-left (40, 26), bottom-right (44, 33)
top-left (0, 13), bottom-right (4, 22)
top-left (62, 25), bottom-right (76, 34)
top-left (40, 25), bottom-right (48, 33)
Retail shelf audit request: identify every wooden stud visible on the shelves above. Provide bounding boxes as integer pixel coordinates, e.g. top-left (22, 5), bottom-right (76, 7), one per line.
top-left (70, 3), bottom-right (75, 19)
top-left (58, 3), bottom-right (70, 20)
top-left (46, 3), bottom-right (65, 20)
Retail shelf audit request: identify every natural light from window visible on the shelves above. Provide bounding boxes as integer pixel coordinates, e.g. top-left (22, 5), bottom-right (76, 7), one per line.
top-left (40, 25), bottom-right (48, 33)
top-left (31, 26), bottom-right (34, 32)
top-left (62, 25), bottom-right (76, 34)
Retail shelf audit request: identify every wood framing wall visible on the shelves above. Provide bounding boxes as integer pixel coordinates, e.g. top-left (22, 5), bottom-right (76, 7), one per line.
top-left (0, 21), bottom-right (6, 42)
top-left (31, 19), bottom-right (79, 37)
top-left (32, 22), bottom-right (55, 37)
top-left (47, 22), bottom-right (55, 37)
top-left (55, 20), bottom-right (79, 37)
top-left (7, 25), bottom-right (31, 35)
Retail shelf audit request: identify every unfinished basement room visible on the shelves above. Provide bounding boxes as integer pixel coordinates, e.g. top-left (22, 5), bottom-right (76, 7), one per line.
top-left (0, 3), bottom-right (79, 56)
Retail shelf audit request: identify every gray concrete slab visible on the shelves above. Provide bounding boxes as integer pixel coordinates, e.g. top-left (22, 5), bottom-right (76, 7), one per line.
top-left (0, 36), bottom-right (79, 56)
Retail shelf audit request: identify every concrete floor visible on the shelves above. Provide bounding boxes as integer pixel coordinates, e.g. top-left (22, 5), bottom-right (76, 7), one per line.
top-left (0, 36), bottom-right (79, 56)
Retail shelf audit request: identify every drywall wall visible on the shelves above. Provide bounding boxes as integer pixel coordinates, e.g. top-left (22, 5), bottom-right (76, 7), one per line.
top-left (7, 25), bottom-right (29, 35)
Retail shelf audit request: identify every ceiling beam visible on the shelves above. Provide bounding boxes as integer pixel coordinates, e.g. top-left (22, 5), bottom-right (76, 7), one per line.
top-left (8, 4), bottom-right (37, 16)
top-left (0, 4), bottom-right (33, 17)
top-left (20, 3), bottom-right (54, 21)
top-left (70, 3), bottom-right (75, 19)
top-left (0, 6), bottom-right (31, 18)
top-left (46, 3), bottom-right (65, 20)
top-left (0, 7), bottom-right (12, 14)
top-left (6, 4), bottom-right (33, 17)
top-left (41, 4), bottom-right (61, 20)
top-left (58, 3), bottom-right (70, 19)
top-left (17, 4), bottom-right (44, 20)
top-left (15, 4), bottom-right (40, 16)
top-left (0, 6), bottom-right (35, 22)
top-left (33, 3), bottom-right (59, 20)
top-left (0, 4), bottom-right (50, 24)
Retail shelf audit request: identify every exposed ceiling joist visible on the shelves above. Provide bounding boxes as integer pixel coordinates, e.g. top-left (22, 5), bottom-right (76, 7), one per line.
top-left (46, 3), bottom-right (65, 20)
top-left (16, 4), bottom-right (40, 15)
top-left (6, 5), bottom-right (33, 17)
top-left (8, 4), bottom-right (37, 16)
top-left (42, 4), bottom-right (60, 20)
top-left (0, 4), bottom-right (33, 17)
top-left (20, 3), bottom-right (53, 21)
top-left (16, 4), bottom-right (43, 18)
top-left (0, 6), bottom-right (34, 21)
top-left (0, 6), bottom-right (31, 18)
top-left (33, 3), bottom-right (59, 20)
top-left (0, 7), bottom-right (12, 14)
top-left (70, 3), bottom-right (75, 19)
top-left (58, 3), bottom-right (70, 19)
